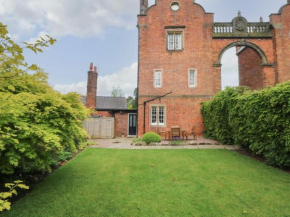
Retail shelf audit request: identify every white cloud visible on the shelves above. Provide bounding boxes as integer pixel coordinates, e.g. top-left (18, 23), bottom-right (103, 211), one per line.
top-left (0, 0), bottom-right (285, 39)
top-left (17, 20), bottom-right (36, 33)
top-left (54, 62), bottom-right (138, 97)
top-left (0, 0), bottom-right (138, 38)
top-left (7, 33), bottom-right (19, 41)
top-left (27, 31), bottom-right (50, 44)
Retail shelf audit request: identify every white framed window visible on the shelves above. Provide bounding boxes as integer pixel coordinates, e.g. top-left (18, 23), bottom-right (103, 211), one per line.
top-left (154, 70), bottom-right (162, 88)
top-left (150, 105), bottom-right (166, 126)
top-left (188, 69), bottom-right (197, 88)
top-left (167, 32), bottom-right (183, 50)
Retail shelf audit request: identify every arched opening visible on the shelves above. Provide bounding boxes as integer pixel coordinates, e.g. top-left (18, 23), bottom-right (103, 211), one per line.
top-left (217, 41), bottom-right (268, 90)
top-left (217, 41), bottom-right (268, 65)
top-left (221, 47), bottom-right (239, 90)
top-left (148, 0), bottom-right (156, 7)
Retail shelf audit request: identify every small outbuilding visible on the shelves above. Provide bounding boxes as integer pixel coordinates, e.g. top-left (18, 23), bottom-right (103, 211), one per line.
top-left (82, 63), bottom-right (137, 139)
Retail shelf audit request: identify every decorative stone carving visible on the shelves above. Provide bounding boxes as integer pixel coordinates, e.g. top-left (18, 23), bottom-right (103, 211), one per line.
top-left (233, 13), bottom-right (248, 33)
top-left (140, 0), bottom-right (148, 15)
top-left (235, 18), bottom-right (247, 32)
top-left (140, 5), bottom-right (147, 15)
top-left (212, 14), bottom-right (272, 38)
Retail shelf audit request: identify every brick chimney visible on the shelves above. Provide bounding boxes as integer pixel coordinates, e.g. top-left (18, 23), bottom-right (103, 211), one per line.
top-left (86, 63), bottom-right (98, 109)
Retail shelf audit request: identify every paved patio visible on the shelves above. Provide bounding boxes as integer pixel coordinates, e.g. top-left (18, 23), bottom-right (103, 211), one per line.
top-left (90, 137), bottom-right (237, 150)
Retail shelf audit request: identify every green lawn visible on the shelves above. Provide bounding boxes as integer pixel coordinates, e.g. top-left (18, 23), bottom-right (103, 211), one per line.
top-left (2, 149), bottom-right (290, 217)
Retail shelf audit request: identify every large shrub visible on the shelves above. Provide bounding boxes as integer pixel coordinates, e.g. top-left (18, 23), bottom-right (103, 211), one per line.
top-left (201, 86), bottom-right (249, 144)
top-left (0, 77), bottom-right (89, 174)
top-left (0, 23), bottom-right (89, 174)
top-left (142, 132), bottom-right (161, 144)
top-left (202, 83), bottom-right (290, 168)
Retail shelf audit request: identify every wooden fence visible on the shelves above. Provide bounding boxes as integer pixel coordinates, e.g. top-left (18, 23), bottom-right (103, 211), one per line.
top-left (83, 117), bottom-right (115, 139)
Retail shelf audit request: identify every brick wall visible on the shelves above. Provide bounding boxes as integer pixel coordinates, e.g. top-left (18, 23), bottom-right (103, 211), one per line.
top-left (237, 47), bottom-right (263, 90)
top-left (270, 4), bottom-right (290, 83)
top-left (137, 0), bottom-right (214, 137)
top-left (115, 112), bottom-right (129, 137)
top-left (138, 97), bottom-right (212, 137)
top-left (96, 111), bottom-right (113, 118)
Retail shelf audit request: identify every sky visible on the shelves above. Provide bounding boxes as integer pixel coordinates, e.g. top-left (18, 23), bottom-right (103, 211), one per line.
top-left (0, 0), bottom-right (286, 96)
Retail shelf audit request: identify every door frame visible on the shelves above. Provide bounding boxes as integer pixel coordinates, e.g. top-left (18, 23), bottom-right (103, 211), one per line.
top-left (127, 113), bottom-right (137, 137)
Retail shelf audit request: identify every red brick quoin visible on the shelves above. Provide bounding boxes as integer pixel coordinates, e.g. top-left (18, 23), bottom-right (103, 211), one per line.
top-left (137, 0), bottom-right (290, 137)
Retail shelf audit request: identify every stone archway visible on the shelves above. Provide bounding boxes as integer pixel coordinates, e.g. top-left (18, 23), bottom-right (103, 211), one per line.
top-left (215, 41), bottom-right (269, 66)
top-left (212, 40), bottom-right (276, 94)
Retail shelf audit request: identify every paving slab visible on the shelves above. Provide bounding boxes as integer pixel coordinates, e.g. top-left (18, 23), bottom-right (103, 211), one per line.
top-left (90, 138), bottom-right (237, 150)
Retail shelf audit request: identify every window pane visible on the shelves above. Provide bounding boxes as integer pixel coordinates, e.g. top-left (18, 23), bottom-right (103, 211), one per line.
top-left (151, 107), bottom-right (157, 124)
top-left (168, 34), bottom-right (174, 50)
top-left (156, 79), bottom-right (160, 86)
top-left (175, 34), bottom-right (182, 49)
top-left (159, 107), bottom-right (164, 124)
top-left (189, 70), bottom-right (195, 86)
top-left (155, 72), bottom-right (161, 79)
top-left (133, 115), bottom-right (136, 127)
top-left (155, 71), bottom-right (161, 87)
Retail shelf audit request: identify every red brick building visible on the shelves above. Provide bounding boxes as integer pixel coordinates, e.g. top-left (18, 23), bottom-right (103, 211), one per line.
top-left (84, 63), bottom-right (137, 138)
top-left (137, 0), bottom-right (290, 137)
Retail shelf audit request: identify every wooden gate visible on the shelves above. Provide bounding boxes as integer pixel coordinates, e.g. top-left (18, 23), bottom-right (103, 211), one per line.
top-left (83, 117), bottom-right (115, 139)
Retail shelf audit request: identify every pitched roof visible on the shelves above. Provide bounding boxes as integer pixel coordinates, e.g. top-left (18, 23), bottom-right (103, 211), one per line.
top-left (97, 96), bottom-right (127, 110)
top-left (81, 96), bottom-right (127, 110)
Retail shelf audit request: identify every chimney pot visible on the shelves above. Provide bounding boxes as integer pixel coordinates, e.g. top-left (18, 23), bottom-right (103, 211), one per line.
top-left (94, 66), bottom-right (97, 72)
top-left (90, 62), bottom-right (93, 70)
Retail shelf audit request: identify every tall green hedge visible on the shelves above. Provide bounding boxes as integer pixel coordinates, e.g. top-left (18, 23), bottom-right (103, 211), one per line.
top-left (202, 82), bottom-right (290, 168)
top-left (202, 86), bottom-right (250, 144)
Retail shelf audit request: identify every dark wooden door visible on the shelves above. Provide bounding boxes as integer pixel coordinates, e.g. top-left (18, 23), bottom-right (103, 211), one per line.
top-left (128, 114), bottom-right (137, 136)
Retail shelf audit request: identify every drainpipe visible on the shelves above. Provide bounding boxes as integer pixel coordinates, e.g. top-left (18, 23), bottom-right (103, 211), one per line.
top-left (143, 92), bottom-right (172, 134)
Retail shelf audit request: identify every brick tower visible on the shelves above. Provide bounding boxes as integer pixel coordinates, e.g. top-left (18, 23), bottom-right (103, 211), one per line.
top-left (137, 0), bottom-right (290, 137)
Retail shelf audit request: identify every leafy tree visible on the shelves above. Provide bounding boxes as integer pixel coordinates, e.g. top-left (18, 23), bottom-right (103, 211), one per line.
top-left (126, 88), bottom-right (137, 110)
top-left (0, 23), bottom-right (56, 84)
top-left (126, 96), bottom-right (134, 109)
top-left (133, 87), bottom-right (138, 109)
top-left (0, 23), bottom-right (89, 175)
top-left (111, 86), bottom-right (124, 97)
top-left (0, 181), bottom-right (29, 212)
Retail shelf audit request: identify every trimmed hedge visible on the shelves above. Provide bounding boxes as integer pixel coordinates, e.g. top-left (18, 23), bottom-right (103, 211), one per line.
top-left (202, 82), bottom-right (290, 168)
top-left (142, 132), bottom-right (161, 144)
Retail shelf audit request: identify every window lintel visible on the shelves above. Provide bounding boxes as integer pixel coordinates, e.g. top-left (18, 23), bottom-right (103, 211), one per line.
top-left (165, 26), bottom-right (186, 29)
